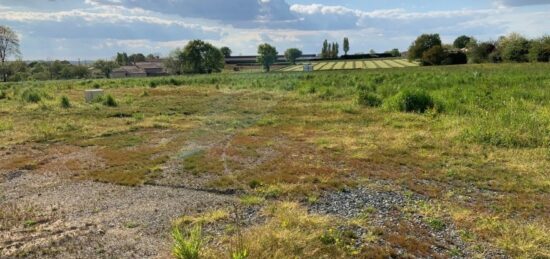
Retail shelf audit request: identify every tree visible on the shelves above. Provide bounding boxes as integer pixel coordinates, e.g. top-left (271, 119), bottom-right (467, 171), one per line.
top-left (321, 40), bottom-right (329, 59)
top-left (422, 46), bottom-right (446, 66)
top-left (220, 47), bottom-right (232, 58)
top-left (333, 43), bottom-right (339, 58)
top-left (498, 33), bottom-right (530, 62)
top-left (181, 40), bottom-right (224, 74)
top-left (0, 26), bottom-right (20, 82)
top-left (388, 48), bottom-right (401, 57)
top-left (284, 48), bottom-right (302, 65)
top-left (164, 48), bottom-right (184, 75)
top-left (467, 39), bottom-right (497, 63)
top-left (343, 37), bottom-right (350, 55)
top-left (408, 34), bottom-right (442, 61)
top-left (116, 52), bottom-right (129, 66)
top-left (257, 43), bottom-right (278, 72)
top-left (529, 35), bottom-right (550, 62)
top-left (94, 60), bottom-right (119, 78)
top-left (129, 53), bottom-right (146, 64)
top-left (453, 35), bottom-right (472, 49)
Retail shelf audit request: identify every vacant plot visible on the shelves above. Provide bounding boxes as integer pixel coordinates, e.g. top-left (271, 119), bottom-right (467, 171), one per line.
top-left (280, 58), bottom-right (418, 72)
top-left (1, 63), bottom-right (549, 258)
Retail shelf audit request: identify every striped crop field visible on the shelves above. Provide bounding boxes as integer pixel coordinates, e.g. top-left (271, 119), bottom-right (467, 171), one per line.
top-left (279, 58), bottom-right (418, 72)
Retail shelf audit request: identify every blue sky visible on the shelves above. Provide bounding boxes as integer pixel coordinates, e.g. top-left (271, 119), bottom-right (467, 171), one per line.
top-left (0, 0), bottom-right (549, 60)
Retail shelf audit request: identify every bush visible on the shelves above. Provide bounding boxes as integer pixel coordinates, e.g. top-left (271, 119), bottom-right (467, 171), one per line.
top-left (149, 81), bottom-right (158, 88)
top-left (103, 94), bottom-right (118, 107)
top-left (421, 46), bottom-right (445, 66)
top-left (172, 225), bottom-right (202, 259)
top-left (356, 91), bottom-right (382, 107)
top-left (21, 88), bottom-right (42, 103)
top-left (60, 95), bottom-right (71, 108)
top-left (0, 90), bottom-right (6, 100)
top-left (442, 52), bottom-right (468, 65)
top-left (383, 89), bottom-right (438, 113)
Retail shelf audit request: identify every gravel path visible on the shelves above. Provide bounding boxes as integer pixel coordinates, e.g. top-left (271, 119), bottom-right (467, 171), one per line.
top-left (0, 170), bottom-right (234, 258)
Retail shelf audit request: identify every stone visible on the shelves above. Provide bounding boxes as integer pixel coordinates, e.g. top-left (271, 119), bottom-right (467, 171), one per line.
top-left (84, 89), bottom-right (104, 103)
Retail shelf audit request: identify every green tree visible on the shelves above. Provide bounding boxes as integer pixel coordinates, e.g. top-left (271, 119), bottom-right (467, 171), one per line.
top-left (129, 53), bottom-right (146, 64)
top-left (116, 52), bottom-right (129, 66)
top-left (220, 47), bottom-right (232, 58)
top-left (422, 46), bottom-right (446, 65)
top-left (164, 48), bottom-right (184, 75)
top-left (257, 43), bottom-right (278, 72)
top-left (499, 33), bottom-right (530, 62)
top-left (321, 40), bottom-right (329, 59)
top-left (528, 35), bottom-right (550, 62)
top-left (343, 37), bottom-right (350, 55)
top-left (453, 35), bottom-right (472, 49)
top-left (181, 40), bottom-right (224, 74)
top-left (388, 48), bottom-right (401, 57)
top-left (0, 25), bottom-right (20, 82)
top-left (333, 42), bottom-right (339, 58)
top-left (408, 34), bottom-right (442, 61)
top-left (94, 60), bottom-right (119, 78)
top-left (284, 48), bottom-right (302, 65)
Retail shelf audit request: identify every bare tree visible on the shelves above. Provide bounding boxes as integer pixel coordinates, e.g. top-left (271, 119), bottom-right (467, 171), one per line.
top-left (0, 26), bottom-right (20, 82)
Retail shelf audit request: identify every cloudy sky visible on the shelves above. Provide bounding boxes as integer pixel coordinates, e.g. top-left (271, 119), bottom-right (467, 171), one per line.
top-left (0, 0), bottom-right (549, 60)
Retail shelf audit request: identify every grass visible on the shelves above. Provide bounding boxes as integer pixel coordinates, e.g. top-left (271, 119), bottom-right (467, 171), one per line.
top-left (1, 63), bottom-right (549, 257)
top-left (172, 224), bottom-right (203, 259)
top-left (279, 58), bottom-right (418, 72)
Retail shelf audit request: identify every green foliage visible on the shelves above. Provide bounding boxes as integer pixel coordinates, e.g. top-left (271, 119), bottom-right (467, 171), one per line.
top-left (284, 48), bottom-right (303, 65)
top-left (60, 95), bottom-right (71, 108)
top-left (0, 89), bottom-right (6, 99)
top-left (356, 91), bottom-right (382, 107)
top-left (467, 41), bottom-right (497, 63)
top-left (499, 33), bottom-right (530, 62)
top-left (94, 60), bottom-right (119, 78)
top-left (182, 40), bottom-right (225, 74)
top-left (528, 35), bottom-right (550, 62)
top-left (408, 34), bottom-right (442, 61)
top-left (383, 89), bottom-right (437, 113)
top-left (427, 218), bottom-right (446, 231)
top-left (343, 37), bottom-right (350, 55)
top-left (257, 43), bottom-right (278, 72)
top-left (421, 46), bottom-right (446, 66)
top-left (220, 46), bottom-right (232, 58)
top-left (453, 35), bottom-right (472, 49)
top-left (321, 40), bottom-right (340, 59)
top-left (21, 88), bottom-right (42, 103)
top-left (172, 225), bottom-right (202, 259)
top-left (103, 94), bottom-right (117, 107)
top-left (231, 249), bottom-right (249, 259)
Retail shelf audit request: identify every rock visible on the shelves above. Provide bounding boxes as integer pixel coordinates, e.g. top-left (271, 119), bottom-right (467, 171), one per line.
top-left (84, 89), bottom-right (104, 103)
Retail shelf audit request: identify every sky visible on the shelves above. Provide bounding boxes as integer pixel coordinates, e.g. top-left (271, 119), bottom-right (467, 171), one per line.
top-left (0, 0), bottom-right (549, 60)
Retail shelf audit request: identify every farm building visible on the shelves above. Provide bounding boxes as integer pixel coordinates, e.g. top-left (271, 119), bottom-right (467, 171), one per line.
top-left (110, 62), bottom-right (166, 78)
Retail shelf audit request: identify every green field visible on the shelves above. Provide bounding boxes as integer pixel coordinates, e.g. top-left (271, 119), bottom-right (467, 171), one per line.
top-left (1, 63), bottom-right (549, 258)
top-left (280, 58), bottom-right (419, 71)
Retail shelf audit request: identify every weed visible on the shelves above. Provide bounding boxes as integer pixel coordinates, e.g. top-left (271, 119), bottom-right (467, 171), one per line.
top-left (239, 195), bottom-right (265, 206)
top-left (383, 89), bottom-right (437, 113)
top-left (172, 224), bottom-right (202, 259)
top-left (356, 91), bottom-right (382, 107)
top-left (21, 88), bottom-right (42, 103)
top-left (60, 95), bottom-right (71, 108)
top-left (426, 217), bottom-right (446, 231)
top-left (103, 94), bottom-right (118, 107)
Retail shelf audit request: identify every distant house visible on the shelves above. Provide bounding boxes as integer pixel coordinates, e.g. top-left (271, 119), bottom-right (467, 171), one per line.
top-left (110, 61), bottom-right (166, 78)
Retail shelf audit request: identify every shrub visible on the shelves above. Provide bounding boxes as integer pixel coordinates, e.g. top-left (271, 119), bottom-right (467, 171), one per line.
top-left (60, 95), bottom-right (71, 108)
top-left (103, 94), bottom-right (118, 107)
top-left (421, 46), bottom-right (445, 66)
top-left (441, 52), bottom-right (468, 65)
top-left (172, 225), bottom-right (202, 259)
top-left (21, 88), bottom-right (42, 103)
top-left (356, 91), bottom-right (382, 107)
top-left (0, 90), bottom-right (6, 100)
top-left (384, 89), bottom-right (437, 113)
top-left (149, 81), bottom-right (158, 88)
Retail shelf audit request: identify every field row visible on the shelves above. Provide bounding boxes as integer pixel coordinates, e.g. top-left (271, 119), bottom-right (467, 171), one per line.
top-left (279, 59), bottom-right (419, 72)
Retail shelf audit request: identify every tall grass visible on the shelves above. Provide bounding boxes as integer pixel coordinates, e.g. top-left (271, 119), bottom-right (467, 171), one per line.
top-left (172, 225), bottom-right (203, 259)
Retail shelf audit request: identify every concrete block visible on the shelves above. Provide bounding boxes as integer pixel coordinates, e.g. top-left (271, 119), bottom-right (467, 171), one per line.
top-left (85, 89), bottom-right (104, 103)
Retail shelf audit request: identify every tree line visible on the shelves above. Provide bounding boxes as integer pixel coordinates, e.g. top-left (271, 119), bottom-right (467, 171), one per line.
top-left (408, 33), bottom-right (550, 65)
